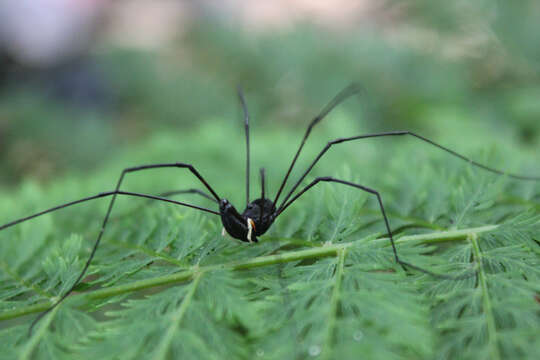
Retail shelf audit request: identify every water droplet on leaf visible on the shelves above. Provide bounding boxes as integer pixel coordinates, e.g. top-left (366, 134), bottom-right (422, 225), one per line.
top-left (308, 345), bottom-right (321, 356)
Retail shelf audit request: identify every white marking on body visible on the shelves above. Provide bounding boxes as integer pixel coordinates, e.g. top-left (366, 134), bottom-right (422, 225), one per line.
top-left (247, 218), bottom-right (255, 243)
top-left (221, 227), bottom-right (226, 237)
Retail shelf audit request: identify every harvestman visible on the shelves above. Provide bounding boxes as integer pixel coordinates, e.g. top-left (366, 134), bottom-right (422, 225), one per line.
top-left (1, 84), bottom-right (539, 334)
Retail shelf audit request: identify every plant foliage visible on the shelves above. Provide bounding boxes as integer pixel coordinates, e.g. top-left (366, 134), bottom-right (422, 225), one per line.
top-left (0, 115), bottom-right (539, 360)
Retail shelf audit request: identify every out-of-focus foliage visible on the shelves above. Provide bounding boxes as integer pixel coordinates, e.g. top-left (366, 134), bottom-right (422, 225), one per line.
top-left (1, 1), bottom-right (540, 185)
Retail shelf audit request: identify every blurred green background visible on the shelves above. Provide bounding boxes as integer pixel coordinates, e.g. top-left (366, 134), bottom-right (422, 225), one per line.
top-left (0, 1), bottom-right (538, 188)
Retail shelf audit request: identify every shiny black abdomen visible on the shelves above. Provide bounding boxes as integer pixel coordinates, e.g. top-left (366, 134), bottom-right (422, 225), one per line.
top-left (242, 198), bottom-right (276, 236)
top-left (219, 198), bottom-right (275, 243)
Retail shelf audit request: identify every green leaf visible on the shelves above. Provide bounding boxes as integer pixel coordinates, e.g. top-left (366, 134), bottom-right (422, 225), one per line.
top-left (1, 110), bottom-right (538, 360)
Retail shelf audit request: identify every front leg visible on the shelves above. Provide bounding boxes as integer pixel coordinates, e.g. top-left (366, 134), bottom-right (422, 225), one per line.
top-left (276, 176), bottom-right (474, 280)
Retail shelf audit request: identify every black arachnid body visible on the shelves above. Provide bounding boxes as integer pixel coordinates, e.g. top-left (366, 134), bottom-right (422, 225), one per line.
top-left (220, 197), bottom-right (276, 243)
top-left (1, 83), bottom-right (539, 334)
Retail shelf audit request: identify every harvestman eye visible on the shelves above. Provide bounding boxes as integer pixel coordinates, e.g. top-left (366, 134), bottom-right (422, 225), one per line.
top-left (1, 83), bottom-right (539, 335)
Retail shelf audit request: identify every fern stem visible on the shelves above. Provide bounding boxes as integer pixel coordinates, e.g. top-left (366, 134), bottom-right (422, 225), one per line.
top-left (454, 184), bottom-right (485, 227)
top-left (19, 305), bottom-right (59, 360)
top-left (321, 248), bottom-right (346, 360)
top-left (329, 194), bottom-right (350, 243)
top-left (0, 261), bottom-right (54, 299)
top-left (469, 233), bottom-right (501, 360)
top-left (393, 225), bottom-right (498, 244)
top-left (0, 224), bottom-right (500, 321)
top-left (107, 239), bottom-right (189, 268)
top-left (498, 195), bottom-right (540, 210)
top-left (358, 208), bottom-right (444, 230)
top-left (152, 272), bottom-right (202, 360)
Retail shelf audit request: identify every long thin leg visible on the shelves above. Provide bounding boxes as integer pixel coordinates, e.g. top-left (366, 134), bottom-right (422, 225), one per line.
top-left (109, 189), bottom-right (217, 222)
top-left (158, 189), bottom-right (217, 203)
top-left (260, 168), bottom-right (266, 201)
top-left (237, 86), bottom-right (251, 207)
top-left (0, 190), bottom-right (218, 232)
top-left (25, 162), bottom-right (221, 334)
top-left (278, 131), bottom-right (540, 213)
top-left (259, 168), bottom-right (266, 224)
top-left (277, 176), bottom-right (474, 279)
top-left (273, 83), bottom-right (362, 205)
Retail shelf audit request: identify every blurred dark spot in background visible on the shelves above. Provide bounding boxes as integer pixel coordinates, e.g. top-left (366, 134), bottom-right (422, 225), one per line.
top-left (0, 0), bottom-right (538, 186)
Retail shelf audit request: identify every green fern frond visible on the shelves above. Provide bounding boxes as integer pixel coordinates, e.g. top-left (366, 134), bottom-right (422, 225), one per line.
top-left (0, 117), bottom-right (538, 360)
